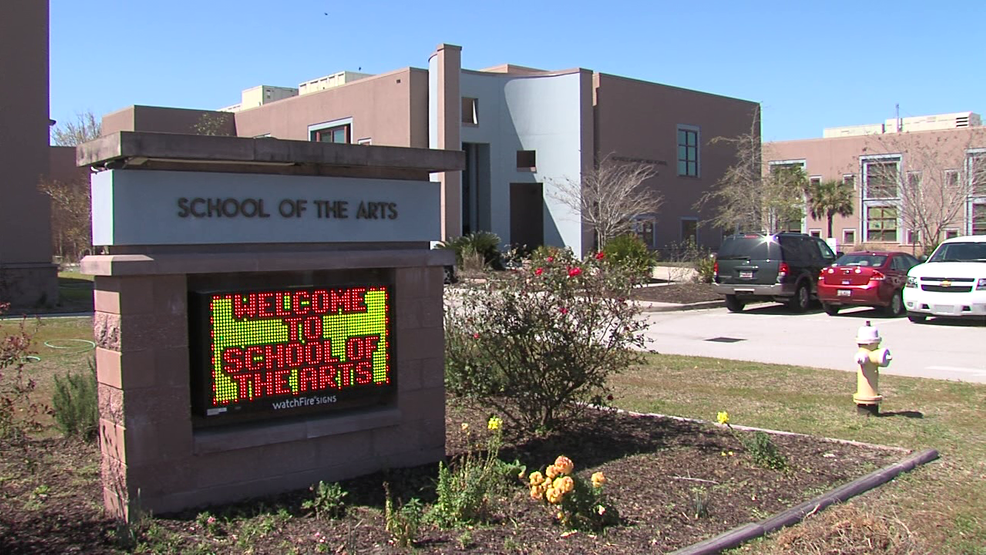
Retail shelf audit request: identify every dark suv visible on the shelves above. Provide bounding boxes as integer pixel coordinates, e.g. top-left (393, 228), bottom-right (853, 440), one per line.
top-left (713, 232), bottom-right (838, 313)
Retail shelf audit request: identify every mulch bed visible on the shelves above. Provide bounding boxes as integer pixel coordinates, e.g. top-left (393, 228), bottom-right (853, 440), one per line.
top-left (631, 282), bottom-right (721, 304)
top-left (0, 401), bottom-right (907, 554)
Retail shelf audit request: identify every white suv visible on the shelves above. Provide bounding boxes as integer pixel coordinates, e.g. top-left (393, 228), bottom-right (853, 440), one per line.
top-left (903, 235), bottom-right (986, 323)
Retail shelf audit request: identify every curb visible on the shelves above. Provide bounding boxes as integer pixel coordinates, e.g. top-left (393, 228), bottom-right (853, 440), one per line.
top-left (669, 448), bottom-right (940, 554)
top-left (637, 300), bottom-right (725, 312)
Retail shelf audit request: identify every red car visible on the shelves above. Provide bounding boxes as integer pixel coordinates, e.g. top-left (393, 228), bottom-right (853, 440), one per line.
top-left (817, 251), bottom-right (921, 316)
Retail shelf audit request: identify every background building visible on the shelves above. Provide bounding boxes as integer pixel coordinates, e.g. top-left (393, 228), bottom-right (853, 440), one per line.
top-left (771, 112), bottom-right (986, 253)
top-left (98, 44), bottom-right (758, 256)
top-left (0, 0), bottom-right (59, 308)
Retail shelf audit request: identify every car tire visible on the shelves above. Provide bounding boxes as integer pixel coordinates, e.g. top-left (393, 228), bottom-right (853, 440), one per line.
top-left (724, 294), bottom-right (745, 313)
top-left (885, 290), bottom-right (905, 317)
top-left (787, 282), bottom-right (810, 313)
top-left (907, 312), bottom-right (927, 323)
top-left (822, 303), bottom-right (840, 316)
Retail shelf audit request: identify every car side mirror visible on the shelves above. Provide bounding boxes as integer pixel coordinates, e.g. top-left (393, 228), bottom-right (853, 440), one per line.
top-left (918, 255), bottom-right (928, 263)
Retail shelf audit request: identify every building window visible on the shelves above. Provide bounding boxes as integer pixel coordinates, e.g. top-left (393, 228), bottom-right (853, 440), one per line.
top-left (516, 150), bottom-right (536, 171)
top-left (945, 169), bottom-right (960, 188)
top-left (906, 171), bottom-right (921, 191)
top-left (309, 118), bottom-right (353, 144)
top-left (907, 229), bottom-right (921, 245)
top-left (843, 229), bottom-right (856, 245)
top-left (356, 137), bottom-right (372, 145)
top-left (809, 176), bottom-right (821, 189)
top-left (974, 204), bottom-right (986, 235)
top-left (632, 216), bottom-right (656, 248)
top-left (862, 157), bottom-right (900, 199)
top-left (843, 174), bottom-right (855, 190)
top-left (866, 206), bottom-right (898, 242)
top-left (968, 151), bottom-right (986, 195)
top-left (945, 229), bottom-right (960, 240)
top-left (809, 229), bottom-right (821, 238)
top-left (676, 125), bottom-right (699, 177)
top-left (680, 218), bottom-right (698, 244)
top-left (462, 97), bottom-right (479, 125)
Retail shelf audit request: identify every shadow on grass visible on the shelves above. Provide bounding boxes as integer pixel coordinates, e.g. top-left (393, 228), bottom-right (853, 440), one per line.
top-left (878, 410), bottom-right (924, 419)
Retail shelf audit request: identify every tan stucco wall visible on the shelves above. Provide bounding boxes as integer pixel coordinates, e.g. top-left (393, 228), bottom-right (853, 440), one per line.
top-left (102, 106), bottom-right (236, 136)
top-left (593, 74), bottom-right (759, 250)
top-left (234, 68), bottom-right (428, 148)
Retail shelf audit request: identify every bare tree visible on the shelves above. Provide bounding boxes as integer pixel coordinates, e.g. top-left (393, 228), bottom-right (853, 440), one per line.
top-left (697, 109), bottom-right (805, 233)
top-left (50, 110), bottom-right (101, 146)
top-left (552, 155), bottom-right (662, 249)
top-left (860, 128), bottom-right (986, 253)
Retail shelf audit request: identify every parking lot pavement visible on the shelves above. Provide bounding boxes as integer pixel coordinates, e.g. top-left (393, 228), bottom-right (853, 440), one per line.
top-left (639, 302), bottom-right (986, 384)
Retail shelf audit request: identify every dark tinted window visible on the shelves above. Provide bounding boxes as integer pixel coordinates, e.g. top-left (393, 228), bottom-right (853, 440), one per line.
top-left (815, 238), bottom-right (836, 261)
top-left (717, 236), bottom-right (778, 260)
top-left (778, 236), bottom-right (807, 263)
top-left (835, 254), bottom-right (888, 267)
top-left (928, 242), bottom-right (986, 262)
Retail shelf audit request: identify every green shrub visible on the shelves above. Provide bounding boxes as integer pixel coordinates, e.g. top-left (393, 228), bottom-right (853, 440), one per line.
top-left (602, 234), bottom-right (656, 284)
top-left (693, 253), bottom-right (716, 284)
top-left (301, 480), bottom-right (347, 520)
top-left (430, 416), bottom-right (522, 527)
top-left (745, 431), bottom-right (788, 471)
top-left (445, 253), bottom-right (647, 433)
top-left (384, 483), bottom-right (424, 548)
top-left (0, 306), bottom-right (43, 440)
top-left (436, 231), bottom-right (504, 270)
top-left (51, 357), bottom-right (98, 441)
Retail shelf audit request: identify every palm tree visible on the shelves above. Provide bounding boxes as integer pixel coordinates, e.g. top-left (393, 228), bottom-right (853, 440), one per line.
top-left (806, 179), bottom-right (855, 238)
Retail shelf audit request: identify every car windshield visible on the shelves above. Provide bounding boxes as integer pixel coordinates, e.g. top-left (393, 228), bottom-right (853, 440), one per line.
top-left (834, 254), bottom-right (887, 267)
top-left (716, 236), bottom-right (777, 260)
top-left (927, 242), bottom-right (986, 263)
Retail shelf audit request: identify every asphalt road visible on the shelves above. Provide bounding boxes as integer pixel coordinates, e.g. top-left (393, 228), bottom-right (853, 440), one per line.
top-left (640, 302), bottom-right (986, 383)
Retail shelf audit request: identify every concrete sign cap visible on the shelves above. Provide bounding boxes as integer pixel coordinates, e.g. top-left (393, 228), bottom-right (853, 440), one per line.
top-left (856, 322), bottom-right (881, 344)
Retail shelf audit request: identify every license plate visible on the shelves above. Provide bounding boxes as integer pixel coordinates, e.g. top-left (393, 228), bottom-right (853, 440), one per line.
top-left (739, 271), bottom-right (753, 279)
top-left (837, 290), bottom-right (851, 297)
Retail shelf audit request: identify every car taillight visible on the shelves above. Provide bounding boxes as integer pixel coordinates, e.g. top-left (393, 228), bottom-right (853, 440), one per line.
top-left (777, 262), bottom-right (789, 281)
top-left (870, 271), bottom-right (886, 281)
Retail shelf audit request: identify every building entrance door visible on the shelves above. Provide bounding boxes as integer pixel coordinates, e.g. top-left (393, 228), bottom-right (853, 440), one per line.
top-left (510, 182), bottom-right (543, 250)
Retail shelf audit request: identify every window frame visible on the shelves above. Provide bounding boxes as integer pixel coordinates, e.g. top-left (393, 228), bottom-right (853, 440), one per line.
top-left (676, 124), bottom-right (700, 177)
top-left (861, 155), bottom-right (901, 200)
top-left (843, 228), bottom-right (856, 245)
top-left (308, 117), bottom-right (354, 144)
top-left (865, 205), bottom-right (899, 242)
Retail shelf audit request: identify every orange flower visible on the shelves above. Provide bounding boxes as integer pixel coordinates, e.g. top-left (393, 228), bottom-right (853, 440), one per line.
top-left (545, 487), bottom-right (564, 505)
top-left (554, 476), bottom-right (574, 494)
top-left (545, 464), bottom-right (560, 479)
top-left (554, 456), bottom-right (574, 475)
top-left (529, 471), bottom-right (545, 487)
top-left (530, 485), bottom-right (545, 501)
top-left (591, 472), bottom-right (607, 488)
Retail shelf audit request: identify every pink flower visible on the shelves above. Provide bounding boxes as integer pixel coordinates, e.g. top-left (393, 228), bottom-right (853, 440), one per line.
top-left (535, 267), bottom-right (544, 276)
top-left (473, 332), bottom-right (480, 339)
top-left (568, 267), bottom-right (582, 278)
top-left (596, 251), bottom-right (605, 260)
top-left (547, 256), bottom-right (555, 263)
top-left (559, 307), bottom-right (569, 315)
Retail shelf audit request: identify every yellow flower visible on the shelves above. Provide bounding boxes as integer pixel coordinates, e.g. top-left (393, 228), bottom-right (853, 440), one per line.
top-left (530, 485), bottom-right (545, 501)
top-left (591, 472), bottom-right (606, 488)
top-left (460, 422), bottom-right (469, 433)
top-left (717, 411), bottom-right (730, 425)
top-left (545, 464), bottom-right (560, 479)
top-left (554, 476), bottom-right (574, 494)
top-left (545, 487), bottom-right (564, 505)
top-left (487, 416), bottom-right (502, 431)
top-left (529, 471), bottom-right (545, 487)
top-left (554, 456), bottom-right (574, 475)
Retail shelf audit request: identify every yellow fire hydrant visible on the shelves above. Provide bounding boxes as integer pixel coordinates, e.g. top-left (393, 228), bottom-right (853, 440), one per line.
top-left (853, 320), bottom-right (891, 416)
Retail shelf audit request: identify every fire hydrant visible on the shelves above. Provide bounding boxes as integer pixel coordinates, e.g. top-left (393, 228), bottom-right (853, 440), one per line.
top-left (853, 320), bottom-right (891, 416)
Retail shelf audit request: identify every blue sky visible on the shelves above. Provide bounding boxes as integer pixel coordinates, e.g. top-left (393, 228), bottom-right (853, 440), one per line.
top-left (50, 0), bottom-right (983, 142)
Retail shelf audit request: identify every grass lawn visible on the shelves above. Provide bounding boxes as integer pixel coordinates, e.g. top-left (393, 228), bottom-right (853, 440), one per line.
top-left (2, 317), bottom-right (982, 552)
top-left (611, 353), bottom-right (986, 554)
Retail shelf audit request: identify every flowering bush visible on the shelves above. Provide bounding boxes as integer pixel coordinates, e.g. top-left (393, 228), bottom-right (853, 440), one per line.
top-left (445, 248), bottom-right (647, 433)
top-left (716, 411), bottom-right (788, 471)
top-left (528, 455), bottom-right (618, 531)
top-left (430, 416), bottom-right (523, 528)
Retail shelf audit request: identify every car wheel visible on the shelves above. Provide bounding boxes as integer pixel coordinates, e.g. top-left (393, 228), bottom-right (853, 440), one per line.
top-left (885, 290), bottom-right (905, 317)
top-left (907, 312), bottom-right (927, 323)
top-left (787, 282), bottom-right (810, 313)
top-left (724, 294), bottom-right (745, 313)
top-left (822, 302), bottom-right (840, 316)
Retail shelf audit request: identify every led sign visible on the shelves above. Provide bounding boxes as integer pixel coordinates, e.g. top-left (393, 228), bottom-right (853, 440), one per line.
top-left (189, 284), bottom-right (393, 424)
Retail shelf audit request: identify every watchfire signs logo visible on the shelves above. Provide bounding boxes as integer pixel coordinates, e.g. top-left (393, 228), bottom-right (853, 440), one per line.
top-left (206, 286), bottom-right (390, 410)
